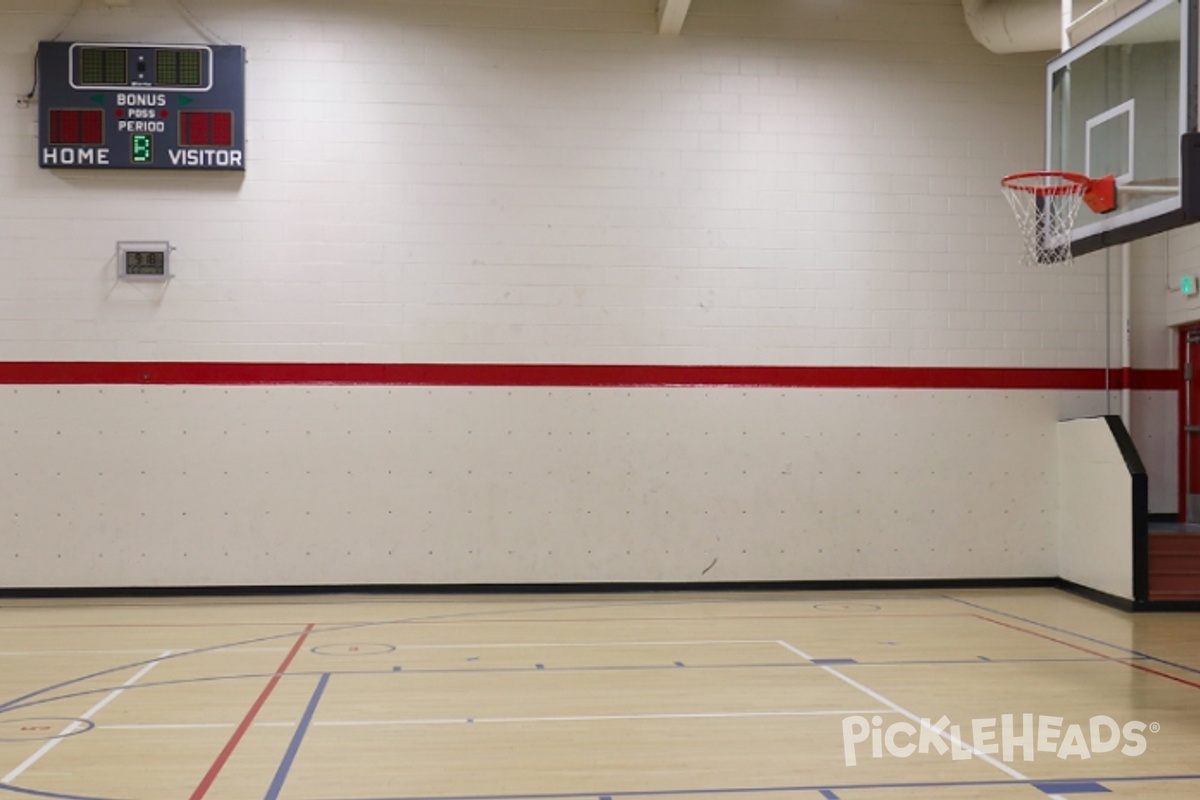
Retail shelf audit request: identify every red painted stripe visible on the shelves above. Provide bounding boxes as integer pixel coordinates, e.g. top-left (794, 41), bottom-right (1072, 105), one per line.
top-left (0, 362), bottom-right (1181, 391)
top-left (0, 361), bottom-right (1177, 390)
top-left (188, 623), bottom-right (315, 800)
top-left (974, 615), bottom-right (1200, 691)
top-left (1120, 368), bottom-right (1179, 391)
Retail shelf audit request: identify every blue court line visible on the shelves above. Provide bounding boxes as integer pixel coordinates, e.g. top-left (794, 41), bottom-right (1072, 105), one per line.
top-left (271, 655), bottom-right (1150, 683)
top-left (337, 654), bottom-right (1148, 677)
top-left (1031, 781), bottom-right (1109, 794)
top-left (264, 672), bottom-right (330, 800)
top-left (946, 596), bottom-right (1200, 678)
top-left (358, 654), bottom-right (1147, 676)
top-left (318, 773), bottom-right (1200, 800)
top-left (0, 653), bottom-right (1156, 719)
top-left (846, 656), bottom-right (1150, 667)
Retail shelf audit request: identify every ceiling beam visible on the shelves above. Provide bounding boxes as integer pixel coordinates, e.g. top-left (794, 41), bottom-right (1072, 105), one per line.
top-left (657, 0), bottom-right (692, 35)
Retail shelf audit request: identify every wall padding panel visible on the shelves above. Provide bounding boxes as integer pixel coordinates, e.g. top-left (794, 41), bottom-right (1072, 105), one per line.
top-left (1, 385), bottom-right (1058, 587)
top-left (1057, 417), bottom-right (1134, 601)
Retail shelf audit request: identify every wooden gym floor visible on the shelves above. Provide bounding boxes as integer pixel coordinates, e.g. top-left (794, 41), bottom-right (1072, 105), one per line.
top-left (0, 589), bottom-right (1198, 800)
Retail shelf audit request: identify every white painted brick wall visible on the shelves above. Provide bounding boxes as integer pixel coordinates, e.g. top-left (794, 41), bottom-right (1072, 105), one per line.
top-left (0, 0), bottom-right (1107, 367)
top-left (1133, 236), bottom-right (1172, 369)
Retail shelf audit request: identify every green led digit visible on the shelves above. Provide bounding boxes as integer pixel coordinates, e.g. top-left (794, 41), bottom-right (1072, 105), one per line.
top-left (131, 134), bottom-right (153, 164)
top-left (80, 47), bottom-right (128, 85)
top-left (156, 48), bottom-right (203, 87)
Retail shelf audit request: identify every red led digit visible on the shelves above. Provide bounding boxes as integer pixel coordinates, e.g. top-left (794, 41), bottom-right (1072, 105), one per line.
top-left (60, 111), bottom-right (80, 143)
top-left (211, 113), bottom-right (232, 146)
top-left (81, 110), bottom-right (103, 144)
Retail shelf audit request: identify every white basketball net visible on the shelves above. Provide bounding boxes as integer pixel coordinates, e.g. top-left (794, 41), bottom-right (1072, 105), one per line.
top-left (1001, 174), bottom-right (1088, 268)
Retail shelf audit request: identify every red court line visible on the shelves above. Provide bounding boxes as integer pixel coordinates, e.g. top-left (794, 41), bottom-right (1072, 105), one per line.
top-left (974, 615), bottom-right (1200, 691)
top-left (392, 613), bottom-right (975, 624)
top-left (0, 622), bottom-right (318, 630)
top-left (0, 361), bottom-right (1154, 390)
top-left (188, 623), bottom-right (315, 800)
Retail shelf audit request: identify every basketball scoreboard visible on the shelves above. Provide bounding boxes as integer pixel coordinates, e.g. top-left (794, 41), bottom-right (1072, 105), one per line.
top-left (37, 42), bottom-right (245, 171)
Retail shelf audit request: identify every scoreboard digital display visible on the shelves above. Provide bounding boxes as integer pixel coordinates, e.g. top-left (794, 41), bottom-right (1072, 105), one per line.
top-left (37, 42), bottom-right (245, 171)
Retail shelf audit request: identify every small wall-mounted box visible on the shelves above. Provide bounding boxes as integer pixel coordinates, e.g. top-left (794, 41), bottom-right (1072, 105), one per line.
top-left (117, 241), bottom-right (170, 280)
top-left (1182, 275), bottom-right (1199, 297)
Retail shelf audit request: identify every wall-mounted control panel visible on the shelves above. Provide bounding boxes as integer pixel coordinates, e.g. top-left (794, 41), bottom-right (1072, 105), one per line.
top-left (117, 241), bottom-right (171, 280)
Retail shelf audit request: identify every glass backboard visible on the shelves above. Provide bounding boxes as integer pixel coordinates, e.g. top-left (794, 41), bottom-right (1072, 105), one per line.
top-left (1048, 0), bottom-right (1199, 254)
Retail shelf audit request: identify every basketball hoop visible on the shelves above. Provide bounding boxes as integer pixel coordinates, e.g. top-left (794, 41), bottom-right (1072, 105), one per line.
top-left (1000, 172), bottom-right (1116, 267)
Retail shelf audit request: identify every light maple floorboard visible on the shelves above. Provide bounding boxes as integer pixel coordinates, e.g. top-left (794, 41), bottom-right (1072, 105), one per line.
top-left (0, 588), bottom-right (1197, 800)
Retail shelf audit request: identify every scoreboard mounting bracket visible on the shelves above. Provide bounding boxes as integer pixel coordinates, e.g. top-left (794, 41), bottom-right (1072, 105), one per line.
top-left (37, 42), bottom-right (245, 171)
